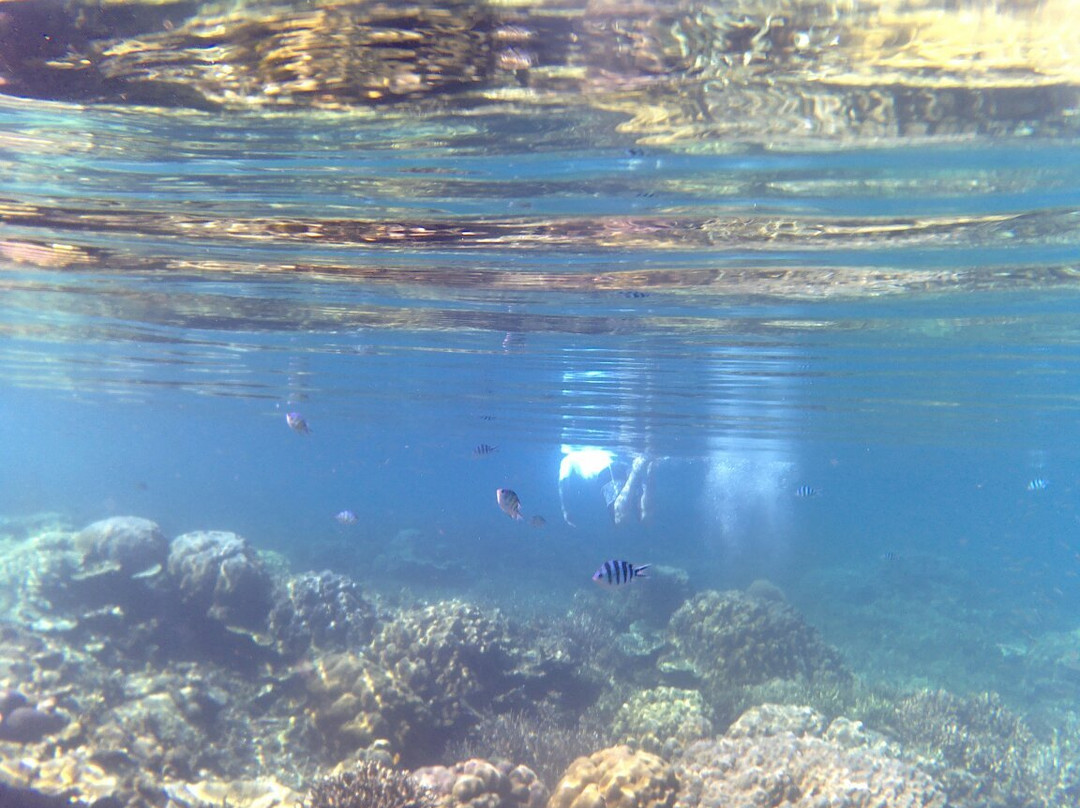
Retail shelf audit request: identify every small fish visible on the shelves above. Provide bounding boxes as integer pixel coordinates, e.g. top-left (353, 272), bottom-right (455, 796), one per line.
top-left (473, 443), bottom-right (498, 458)
top-left (794, 485), bottom-right (819, 498)
top-left (1027, 477), bottom-right (1049, 492)
top-left (592, 560), bottom-right (650, 587)
top-left (496, 488), bottom-right (524, 521)
top-left (286, 412), bottom-right (311, 435)
top-left (335, 510), bottom-right (358, 525)
top-left (881, 551), bottom-right (902, 562)
top-left (530, 515), bottom-right (546, 528)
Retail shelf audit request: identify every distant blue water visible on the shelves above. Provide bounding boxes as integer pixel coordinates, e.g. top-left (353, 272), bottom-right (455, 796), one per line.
top-left (2, 85), bottom-right (1080, 711)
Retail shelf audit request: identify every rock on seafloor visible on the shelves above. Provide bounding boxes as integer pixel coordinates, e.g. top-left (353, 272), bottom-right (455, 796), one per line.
top-left (163, 777), bottom-right (301, 808)
top-left (74, 516), bottom-right (168, 578)
top-left (0, 704), bottom-right (68, 742)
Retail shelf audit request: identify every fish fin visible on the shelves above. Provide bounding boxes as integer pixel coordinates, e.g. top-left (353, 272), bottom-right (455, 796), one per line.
top-left (635, 564), bottom-right (652, 577)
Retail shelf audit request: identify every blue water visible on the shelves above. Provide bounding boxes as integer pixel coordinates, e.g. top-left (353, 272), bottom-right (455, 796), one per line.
top-left (2, 5), bottom-right (1080, 785)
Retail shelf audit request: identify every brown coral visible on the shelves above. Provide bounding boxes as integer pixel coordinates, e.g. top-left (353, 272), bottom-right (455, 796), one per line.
top-left (548, 746), bottom-right (677, 808)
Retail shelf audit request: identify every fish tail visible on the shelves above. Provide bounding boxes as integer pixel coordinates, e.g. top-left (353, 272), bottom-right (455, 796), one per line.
top-left (635, 564), bottom-right (651, 578)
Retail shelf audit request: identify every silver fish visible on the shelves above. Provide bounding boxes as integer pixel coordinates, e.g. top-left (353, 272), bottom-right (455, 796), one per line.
top-left (335, 510), bottom-right (358, 525)
top-left (592, 560), bottom-right (650, 587)
top-left (496, 488), bottom-right (524, 521)
top-left (286, 412), bottom-right (311, 435)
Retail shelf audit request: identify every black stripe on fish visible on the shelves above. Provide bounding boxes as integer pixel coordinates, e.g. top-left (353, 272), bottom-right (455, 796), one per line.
top-left (594, 559), bottom-right (650, 586)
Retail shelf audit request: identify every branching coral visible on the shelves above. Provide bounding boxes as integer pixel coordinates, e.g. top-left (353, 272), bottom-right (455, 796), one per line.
top-left (307, 761), bottom-right (435, 808)
top-left (446, 707), bottom-right (606, 787)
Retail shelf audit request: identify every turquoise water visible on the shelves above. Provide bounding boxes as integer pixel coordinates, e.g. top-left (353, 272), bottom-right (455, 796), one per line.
top-left (2, 1), bottom-right (1080, 802)
top-left (5, 97), bottom-right (1080, 704)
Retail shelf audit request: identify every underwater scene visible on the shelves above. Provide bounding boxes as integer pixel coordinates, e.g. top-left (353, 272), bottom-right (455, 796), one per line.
top-left (2, 0), bottom-right (1080, 806)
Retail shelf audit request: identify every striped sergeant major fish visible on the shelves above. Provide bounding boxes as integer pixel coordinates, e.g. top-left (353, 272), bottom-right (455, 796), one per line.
top-left (592, 560), bottom-right (650, 587)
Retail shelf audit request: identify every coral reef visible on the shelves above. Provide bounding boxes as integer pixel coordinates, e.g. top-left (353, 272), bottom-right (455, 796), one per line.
top-left (10, 518), bottom-right (165, 620)
top-left (268, 569), bottom-right (378, 659)
top-left (304, 650), bottom-right (426, 758)
top-left (519, 609), bottom-right (617, 707)
top-left (74, 516), bottom-right (168, 578)
top-left (724, 702), bottom-right (826, 739)
top-left (414, 758), bottom-right (548, 808)
top-left (657, 589), bottom-right (851, 729)
top-left (307, 761), bottom-right (434, 808)
top-left (886, 689), bottom-right (1069, 808)
top-left (547, 746), bottom-right (677, 808)
top-left (370, 602), bottom-right (516, 747)
top-left (661, 590), bottom-right (850, 688)
top-left (167, 530), bottom-right (273, 629)
top-left (7, 514), bottom-right (1080, 808)
top-left (445, 708), bottom-right (606, 788)
top-left (611, 687), bottom-right (712, 758)
top-left (674, 704), bottom-right (946, 808)
top-left (305, 600), bottom-right (557, 766)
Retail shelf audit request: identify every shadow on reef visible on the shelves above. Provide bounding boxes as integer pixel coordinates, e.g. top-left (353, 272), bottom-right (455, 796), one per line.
top-left (1, 514), bottom-right (1079, 807)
